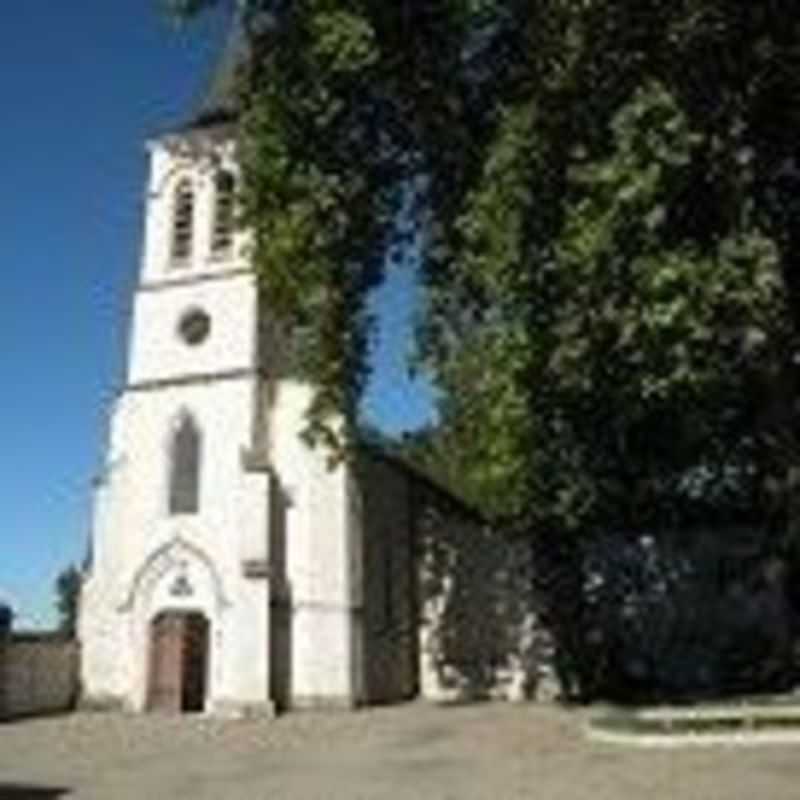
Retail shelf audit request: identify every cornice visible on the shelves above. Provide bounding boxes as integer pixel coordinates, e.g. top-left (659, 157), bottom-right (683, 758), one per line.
top-left (138, 267), bottom-right (253, 294)
top-left (124, 368), bottom-right (266, 395)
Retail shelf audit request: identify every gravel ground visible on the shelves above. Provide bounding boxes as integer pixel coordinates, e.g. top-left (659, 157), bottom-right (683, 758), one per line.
top-left (1, 702), bottom-right (798, 799)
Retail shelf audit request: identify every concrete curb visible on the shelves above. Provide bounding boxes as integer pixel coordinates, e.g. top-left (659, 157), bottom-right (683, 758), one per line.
top-left (585, 719), bottom-right (800, 748)
top-left (585, 705), bottom-right (800, 748)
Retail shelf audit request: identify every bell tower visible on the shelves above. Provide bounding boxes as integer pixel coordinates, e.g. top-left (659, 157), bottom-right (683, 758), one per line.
top-left (130, 15), bottom-right (254, 388)
top-left (127, 129), bottom-right (257, 391)
top-left (80, 18), bottom-right (362, 717)
top-left (79, 24), bottom-right (278, 716)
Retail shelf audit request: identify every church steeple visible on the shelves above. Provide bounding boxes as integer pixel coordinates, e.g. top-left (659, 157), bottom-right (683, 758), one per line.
top-left (187, 12), bottom-right (248, 129)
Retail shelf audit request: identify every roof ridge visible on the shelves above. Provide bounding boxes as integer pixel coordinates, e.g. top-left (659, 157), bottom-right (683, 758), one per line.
top-left (187, 11), bottom-right (248, 129)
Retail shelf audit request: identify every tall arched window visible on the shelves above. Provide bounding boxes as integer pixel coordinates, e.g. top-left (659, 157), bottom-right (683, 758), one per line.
top-left (171, 178), bottom-right (195, 264)
top-left (169, 414), bottom-right (202, 515)
top-left (211, 170), bottom-right (236, 257)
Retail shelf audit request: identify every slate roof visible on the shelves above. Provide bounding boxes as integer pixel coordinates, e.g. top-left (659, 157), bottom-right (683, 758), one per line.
top-left (186, 14), bottom-right (248, 129)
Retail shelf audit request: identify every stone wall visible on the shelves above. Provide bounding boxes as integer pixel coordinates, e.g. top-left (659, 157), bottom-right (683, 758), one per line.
top-left (358, 450), bottom-right (558, 706)
top-left (0, 634), bottom-right (79, 721)
top-left (414, 490), bottom-right (558, 703)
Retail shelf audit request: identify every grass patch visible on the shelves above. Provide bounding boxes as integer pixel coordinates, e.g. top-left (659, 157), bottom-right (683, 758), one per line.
top-left (593, 707), bottom-right (800, 737)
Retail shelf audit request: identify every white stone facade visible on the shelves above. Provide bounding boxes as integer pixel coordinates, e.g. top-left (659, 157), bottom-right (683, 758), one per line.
top-left (79, 125), bottom-right (364, 715)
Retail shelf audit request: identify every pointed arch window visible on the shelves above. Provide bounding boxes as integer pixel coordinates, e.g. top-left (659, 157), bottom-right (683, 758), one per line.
top-left (169, 414), bottom-right (202, 515)
top-left (211, 170), bottom-right (236, 257)
top-left (171, 178), bottom-right (195, 265)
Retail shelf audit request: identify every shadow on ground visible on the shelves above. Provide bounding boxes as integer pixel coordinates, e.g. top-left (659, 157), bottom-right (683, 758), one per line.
top-left (0, 785), bottom-right (70, 799)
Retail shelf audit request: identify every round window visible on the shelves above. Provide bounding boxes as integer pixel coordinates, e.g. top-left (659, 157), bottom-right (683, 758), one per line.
top-left (178, 309), bottom-right (211, 346)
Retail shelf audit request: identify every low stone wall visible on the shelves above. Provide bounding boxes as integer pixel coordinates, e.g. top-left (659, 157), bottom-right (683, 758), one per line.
top-left (0, 634), bottom-right (79, 720)
top-left (414, 488), bottom-right (558, 704)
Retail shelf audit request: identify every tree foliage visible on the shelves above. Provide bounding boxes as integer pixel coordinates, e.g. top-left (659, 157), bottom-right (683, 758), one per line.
top-left (55, 564), bottom-right (81, 639)
top-left (171, 1), bottom-right (800, 541)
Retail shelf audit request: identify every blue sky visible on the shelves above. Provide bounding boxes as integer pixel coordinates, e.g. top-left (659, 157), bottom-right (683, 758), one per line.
top-left (0, 2), bottom-right (433, 628)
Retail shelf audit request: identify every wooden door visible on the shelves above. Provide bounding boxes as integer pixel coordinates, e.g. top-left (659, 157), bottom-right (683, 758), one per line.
top-left (147, 613), bottom-right (184, 713)
top-left (147, 611), bottom-right (209, 713)
top-left (181, 614), bottom-right (209, 713)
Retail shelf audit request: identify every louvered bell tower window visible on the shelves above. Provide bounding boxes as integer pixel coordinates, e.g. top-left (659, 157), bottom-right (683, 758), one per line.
top-left (171, 179), bottom-right (195, 265)
top-left (211, 170), bottom-right (235, 257)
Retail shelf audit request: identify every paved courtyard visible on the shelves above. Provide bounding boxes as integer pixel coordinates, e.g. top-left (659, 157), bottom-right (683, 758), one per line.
top-left (1, 702), bottom-right (799, 799)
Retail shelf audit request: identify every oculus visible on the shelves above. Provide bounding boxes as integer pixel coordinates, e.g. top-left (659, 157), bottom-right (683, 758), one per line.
top-left (178, 309), bottom-right (211, 346)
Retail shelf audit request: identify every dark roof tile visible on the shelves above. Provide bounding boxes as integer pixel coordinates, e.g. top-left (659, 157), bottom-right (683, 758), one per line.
top-left (186, 14), bottom-right (247, 129)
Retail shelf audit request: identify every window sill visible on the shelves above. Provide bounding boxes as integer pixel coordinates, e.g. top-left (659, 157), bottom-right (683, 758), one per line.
top-left (207, 250), bottom-right (235, 265)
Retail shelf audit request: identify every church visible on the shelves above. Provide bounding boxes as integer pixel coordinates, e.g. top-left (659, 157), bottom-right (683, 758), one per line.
top-left (78, 24), bottom-right (545, 716)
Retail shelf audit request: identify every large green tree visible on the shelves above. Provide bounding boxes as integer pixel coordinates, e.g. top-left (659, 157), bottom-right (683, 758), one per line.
top-left (171, 0), bottom-right (800, 543)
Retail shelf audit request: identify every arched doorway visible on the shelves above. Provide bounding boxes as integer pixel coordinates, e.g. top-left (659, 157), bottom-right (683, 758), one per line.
top-left (146, 611), bottom-right (209, 713)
